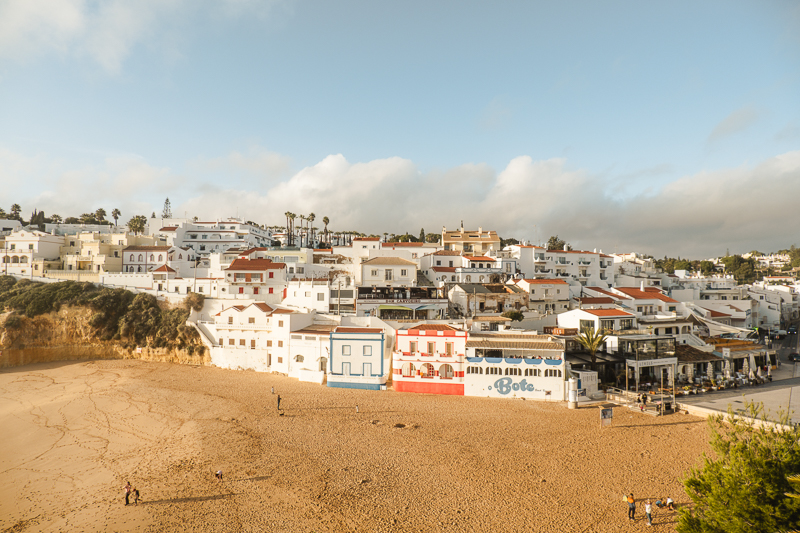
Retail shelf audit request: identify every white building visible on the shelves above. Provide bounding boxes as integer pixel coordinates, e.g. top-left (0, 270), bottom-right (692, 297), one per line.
top-left (1, 229), bottom-right (64, 277)
top-left (328, 327), bottom-right (390, 390)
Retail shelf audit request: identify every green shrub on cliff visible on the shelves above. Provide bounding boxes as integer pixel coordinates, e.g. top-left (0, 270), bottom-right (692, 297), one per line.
top-left (0, 277), bottom-right (201, 351)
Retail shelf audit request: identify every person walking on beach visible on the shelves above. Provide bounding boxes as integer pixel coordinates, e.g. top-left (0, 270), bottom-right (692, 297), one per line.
top-left (627, 493), bottom-right (636, 521)
top-left (645, 499), bottom-right (653, 526)
top-left (124, 481), bottom-right (132, 505)
top-left (277, 395), bottom-right (282, 411)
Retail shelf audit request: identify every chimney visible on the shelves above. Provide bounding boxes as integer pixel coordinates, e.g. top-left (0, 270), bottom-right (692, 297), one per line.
top-left (640, 281), bottom-right (645, 291)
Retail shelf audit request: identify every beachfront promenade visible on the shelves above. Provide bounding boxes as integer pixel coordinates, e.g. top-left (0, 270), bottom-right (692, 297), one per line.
top-left (679, 331), bottom-right (800, 423)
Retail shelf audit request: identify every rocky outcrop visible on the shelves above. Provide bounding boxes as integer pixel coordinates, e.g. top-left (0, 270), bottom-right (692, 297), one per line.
top-left (0, 307), bottom-right (209, 369)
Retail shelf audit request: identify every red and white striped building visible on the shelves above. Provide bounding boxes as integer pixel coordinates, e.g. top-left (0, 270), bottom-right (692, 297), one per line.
top-left (392, 324), bottom-right (468, 395)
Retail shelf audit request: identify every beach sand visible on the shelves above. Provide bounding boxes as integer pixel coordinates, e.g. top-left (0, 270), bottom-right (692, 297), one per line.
top-left (0, 360), bottom-right (710, 532)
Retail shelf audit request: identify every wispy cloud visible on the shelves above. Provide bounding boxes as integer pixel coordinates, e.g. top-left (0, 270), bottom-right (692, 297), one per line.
top-left (706, 105), bottom-right (762, 146)
top-left (0, 0), bottom-right (289, 72)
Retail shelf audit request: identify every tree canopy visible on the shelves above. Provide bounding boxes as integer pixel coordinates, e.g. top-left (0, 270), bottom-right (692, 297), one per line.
top-left (678, 403), bottom-right (800, 533)
top-left (546, 235), bottom-right (571, 251)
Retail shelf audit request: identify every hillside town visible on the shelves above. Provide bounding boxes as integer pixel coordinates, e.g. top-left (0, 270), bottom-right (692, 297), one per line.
top-left (2, 212), bottom-right (798, 406)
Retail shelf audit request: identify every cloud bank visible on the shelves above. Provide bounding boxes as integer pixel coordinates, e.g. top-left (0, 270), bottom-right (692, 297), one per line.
top-left (2, 147), bottom-right (799, 259)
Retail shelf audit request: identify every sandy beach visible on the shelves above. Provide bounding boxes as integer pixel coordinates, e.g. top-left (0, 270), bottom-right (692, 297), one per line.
top-left (1, 360), bottom-right (711, 532)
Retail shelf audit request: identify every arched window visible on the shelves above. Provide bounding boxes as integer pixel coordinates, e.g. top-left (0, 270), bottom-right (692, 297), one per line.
top-left (11, 256), bottom-right (19, 263)
top-left (138, 266), bottom-right (142, 272)
top-left (295, 355), bottom-right (304, 363)
top-left (158, 254), bottom-right (163, 261)
top-left (465, 275), bottom-right (471, 282)
top-left (479, 275), bottom-right (484, 282)
top-left (130, 254), bottom-right (134, 261)
top-left (402, 362), bottom-right (416, 377)
top-left (138, 254), bottom-right (143, 261)
top-left (439, 364), bottom-right (454, 379)
top-left (179, 254), bottom-right (182, 259)
top-left (19, 256), bottom-right (27, 263)
top-left (451, 275), bottom-right (456, 281)
top-left (467, 366), bottom-right (483, 374)
top-left (1, 257), bottom-right (7, 263)
top-left (505, 367), bottom-right (520, 376)
top-left (525, 368), bottom-right (541, 377)
top-left (319, 357), bottom-right (327, 372)
top-left (150, 254), bottom-right (155, 261)
top-left (487, 367), bottom-right (500, 375)
top-left (421, 363), bottom-right (435, 378)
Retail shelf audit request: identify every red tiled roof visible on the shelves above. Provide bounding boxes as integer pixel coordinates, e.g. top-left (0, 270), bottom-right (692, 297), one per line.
top-left (159, 226), bottom-right (177, 231)
top-left (615, 287), bottom-right (678, 303)
top-left (152, 265), bottom-right (176, 272)
top-left (585, 287), bottom-right (630, 299)
top-left (431, 267), bottom-right (456, 273)
top-left (334, 327), bottom-right (383, 333)
top-left (577, 297), bottom-right (615, 304)
top-left (353, 237), bottom-right (380, 241)
top-left (463, 255), bottom-right (494, 262)
top-left (432, 250), bottom-right (462, 256)
top-left (521, 278), bottom-right (568, 284)
top-left (700, 307), bottom-right (731, 318)
top-left (406, 324), bottom-right (461, 331)
top-left (123, 245), bottom-right (172, 251)
top-left (252, 302), bottom-right (273, 313)
top-left (270, 308), bottom-right (295, 314)
top-left (582, 309), bottom-right (633, 317)
top-left (239, 247), bottom-right (267, 256)
top-left (226, 258), bottom-right (286, 271)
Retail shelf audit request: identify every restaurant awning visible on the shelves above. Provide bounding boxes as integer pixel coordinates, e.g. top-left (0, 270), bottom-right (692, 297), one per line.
top-left (378, 305), bottom-right (414, 311)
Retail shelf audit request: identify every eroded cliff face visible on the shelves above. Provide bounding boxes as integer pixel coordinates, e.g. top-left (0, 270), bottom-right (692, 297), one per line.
top-left (0, 307), bottom-right (209, 369)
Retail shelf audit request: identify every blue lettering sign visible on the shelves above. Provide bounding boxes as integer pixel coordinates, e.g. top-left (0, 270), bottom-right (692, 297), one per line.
top-left (493, 377), bottom-right (538, 395)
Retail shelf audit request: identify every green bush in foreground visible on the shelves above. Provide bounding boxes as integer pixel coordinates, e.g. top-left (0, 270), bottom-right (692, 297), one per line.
top-left (678, 402), bottom-right (800, 533)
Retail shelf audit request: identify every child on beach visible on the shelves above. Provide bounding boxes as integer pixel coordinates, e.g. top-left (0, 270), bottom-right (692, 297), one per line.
top-left (645, 499), bottom-right (653, 526)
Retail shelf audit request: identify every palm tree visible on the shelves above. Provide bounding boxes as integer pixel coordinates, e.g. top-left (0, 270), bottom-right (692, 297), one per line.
top-left (575, 328), bottom-right (609, 371)
top-left (308, 213), bottom-right (315, 247)
top-left (10, 203), bottom-right (21, 221)
top-left (288, 213), bottom-right (297, 247)
top-left (50, 214), bottom-right (62, 224)
top-left (298, 214), bottom-right (306, 247)
top-left (95, 208), bottom-right (107, 224)
top-left (111, 208), bottom-right (121, 226)
top-left (284, 211), bottom-right (291, 246)
top-left (322, 216), bottom-right (329, 244)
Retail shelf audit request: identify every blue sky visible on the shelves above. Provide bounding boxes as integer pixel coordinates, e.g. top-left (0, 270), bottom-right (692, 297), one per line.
top-left (1, 0), bottom-right (799, 257)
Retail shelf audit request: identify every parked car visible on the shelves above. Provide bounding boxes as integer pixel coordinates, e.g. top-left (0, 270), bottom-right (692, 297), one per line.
top-left (789, 326), bottom-right (797, 334)
top-left (789, 353), bottom-right (800, 362)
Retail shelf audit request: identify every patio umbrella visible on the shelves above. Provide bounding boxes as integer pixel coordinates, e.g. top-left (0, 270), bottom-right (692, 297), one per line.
top-left (749, 369), bottom-right (756, 381)
top-left (743, 359), bottom-right (750, 377)
top-left (707, 362), bottom-right (714, 383)
top-left (757, 366), bottom-right (763, 379)
top-left (768, 365), bottom-right (772, 378)
top-left (724, 359), bottom-right (731, 380)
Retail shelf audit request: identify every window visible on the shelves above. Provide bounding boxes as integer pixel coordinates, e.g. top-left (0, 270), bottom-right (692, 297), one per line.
top-left (267, 340), bottom-right (272, 347)
top-left (505, 367), bottom-right (521, 376)
top-left (620, 319), bottom-right (634, 330)
top-left (409, 341), bottom-right (417, 353)
top-left (545, 369), bottom-right (563, 377)
top-left (445, 343), bottom-right (453, 355)
top-left (9, 244), bottom-right (14, 250)
top-left (277, 357), bottom-right (283, 363)
top-left (228, 317), bottom-right (233, 324)
top-left (158, 254), bottom-right (163, 261)
top-left (228, 338), bottom-right (235, 345)
top-left (421, 363), bottom-right (435, 378)
top-left (278, 321), bottom-right (283, 327)
top-left (305, 292), bottom-right (310, 297)
top-left (342, 345), bottom-right (351, 356)
top-left (467, 366), bottom-right (483, 374)
top-left (248, 317), bottom-right (255, 324)
top-left (363, 345), bottom-right (372, 356)
top-left (150, 254), bottom-right (154, 261)
top-left (295, 355), bottom-right (304, 363)
top-left (219, 338), bottom-right (223, 346)
top-left (385, 269), bottom-right (393, 281)
top-left (269, 288), bottom-right (273, 294)
top-left (239, 339), bottom-right (245, 346)
top-left (371, 269), bottom-right (378, 276)
top-left (254, 287), bottom-right (259, 295)
top-left (427, 342), bottom-right (435, 354)
top-left (600, 319), bottom-right (614, 331)
top-left (525, 368), bottom-right (540, 377)
top-left (487, 367), bottom-right (500, 375)
top-left (239, 287), bottom-right (244, 294)
top-left (436, 260), bottom-right (441, 266)
top-left (28, 244), bottom-right (34, 250)
top-left (402, 362), bottom-right (416, 377)
top-left (317, 293), bottom-right (324, 301)
top-left (579, 320), bottom-right (595, 332)
top-left (401, 269), bottom-right (408, 277)
top-left (269, 271), bottom-right (274, 278)
top-left (278, 340), bottom-right (283, 347)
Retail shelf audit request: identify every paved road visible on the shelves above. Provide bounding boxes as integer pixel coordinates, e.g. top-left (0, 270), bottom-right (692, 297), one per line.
top-left (680, 321), bottom-right (800, 423)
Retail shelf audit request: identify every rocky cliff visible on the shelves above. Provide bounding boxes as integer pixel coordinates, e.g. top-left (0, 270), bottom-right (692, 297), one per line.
top-left (0, 306), bottom-right (209, 369)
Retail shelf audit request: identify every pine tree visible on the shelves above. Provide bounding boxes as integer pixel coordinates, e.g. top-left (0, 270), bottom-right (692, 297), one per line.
top-left (162, 198), bottom-right (172, 219)
top-left (678, 402), bottom-right (800, 532)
